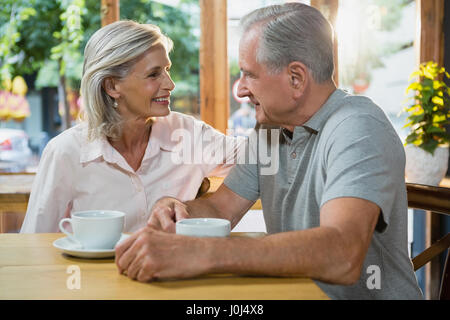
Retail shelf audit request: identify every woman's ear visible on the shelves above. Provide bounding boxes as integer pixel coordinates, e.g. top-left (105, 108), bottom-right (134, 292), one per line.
top-left (103, 77), bottom-right (120, 99)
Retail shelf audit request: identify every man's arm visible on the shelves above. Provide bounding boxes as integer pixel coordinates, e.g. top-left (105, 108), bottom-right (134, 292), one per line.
top-left (148, 184), bottom-right (255, 232)
top-left (187, 184), bottom-right (257, 228)
top-left (117, 196), bottom-right (379, 284)
top-left (206, 197), bottom-right (380, 285)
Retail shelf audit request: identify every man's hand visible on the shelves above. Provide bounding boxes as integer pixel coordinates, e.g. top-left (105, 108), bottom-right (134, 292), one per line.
top-left (148, 185), bottom-right (254, 233)
top-left (147, 197), bottom-right (189, 233)
top-left (115, 226), bottom-right (211, 282)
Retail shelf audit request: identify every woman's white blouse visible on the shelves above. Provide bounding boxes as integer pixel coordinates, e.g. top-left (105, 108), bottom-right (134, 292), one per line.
top-left (20, 112), bottom-right (240, 233)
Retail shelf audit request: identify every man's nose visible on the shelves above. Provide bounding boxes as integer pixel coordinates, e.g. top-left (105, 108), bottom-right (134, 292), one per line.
top-left (237, 79), bottom-right (250, 98)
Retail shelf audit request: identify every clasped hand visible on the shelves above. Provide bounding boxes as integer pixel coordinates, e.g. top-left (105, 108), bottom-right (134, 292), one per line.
top-left (146, 196), bottom-right (189, 232)
top-left (114, 197), bottom-right (206, 282)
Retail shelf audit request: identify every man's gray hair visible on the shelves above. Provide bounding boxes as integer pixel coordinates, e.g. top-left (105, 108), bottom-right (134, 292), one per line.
top-left (240, 3), bottom-right (334, 83)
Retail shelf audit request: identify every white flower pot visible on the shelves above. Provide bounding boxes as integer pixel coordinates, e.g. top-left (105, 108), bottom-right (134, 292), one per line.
top-left (405, 145), bottom-right (449, 186)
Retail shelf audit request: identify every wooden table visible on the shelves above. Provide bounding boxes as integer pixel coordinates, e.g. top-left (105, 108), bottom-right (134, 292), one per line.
top-left (0, 233), bottom-right (329, 300)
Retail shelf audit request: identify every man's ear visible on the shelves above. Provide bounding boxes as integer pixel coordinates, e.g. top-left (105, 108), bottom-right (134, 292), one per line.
top-left (287, 61), bottom-right (308, 96)
top-left (103, 77), bottom-right (120, 99)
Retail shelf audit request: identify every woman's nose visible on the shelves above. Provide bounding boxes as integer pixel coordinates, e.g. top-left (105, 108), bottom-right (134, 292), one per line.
top-left (164, 73), bottom-right (175, 91)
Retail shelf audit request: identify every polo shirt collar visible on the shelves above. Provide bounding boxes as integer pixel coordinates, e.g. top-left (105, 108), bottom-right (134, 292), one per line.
top-left (300, 88), bottom-right (348, 134)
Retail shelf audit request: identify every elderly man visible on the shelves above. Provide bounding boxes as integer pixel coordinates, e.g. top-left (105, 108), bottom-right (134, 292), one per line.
top-left (115, 3), bottom-right (423, 299)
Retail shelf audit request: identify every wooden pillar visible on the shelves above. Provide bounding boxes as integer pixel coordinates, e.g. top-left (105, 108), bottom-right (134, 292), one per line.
top-left (310, 0), bottom-right (339, 85)
top-left (416, 0), bottom-right (445, 300)
top-left (199, 0), bottom-right (229, 133)
top-left (417, 0), bottom-right (445, 66)
top-left (424, 209), bottom-right (443, 300)
top-left (101, 0), bottom-right (120, 27)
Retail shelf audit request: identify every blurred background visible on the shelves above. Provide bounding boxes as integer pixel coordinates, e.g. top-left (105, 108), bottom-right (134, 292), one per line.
top-left (0, 0), bottom-right (419, 171)
top-left (0, 0), bottom-right (201, 172)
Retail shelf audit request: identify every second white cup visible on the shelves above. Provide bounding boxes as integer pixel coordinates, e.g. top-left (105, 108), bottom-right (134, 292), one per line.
top-left (176, 218), bottom-right (231, 237)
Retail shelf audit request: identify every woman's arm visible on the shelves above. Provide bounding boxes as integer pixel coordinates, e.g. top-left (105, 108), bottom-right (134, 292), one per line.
top-left (20, 141), bottom-right (74, 233)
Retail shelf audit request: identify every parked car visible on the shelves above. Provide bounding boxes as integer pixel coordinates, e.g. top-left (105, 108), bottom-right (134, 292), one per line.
top-left (0, 128), bottom-right (33, 172)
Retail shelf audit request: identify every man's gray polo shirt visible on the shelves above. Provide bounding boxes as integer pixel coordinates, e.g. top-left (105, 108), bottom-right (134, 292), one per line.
top-left (224, 89), bottom-right (423, 299)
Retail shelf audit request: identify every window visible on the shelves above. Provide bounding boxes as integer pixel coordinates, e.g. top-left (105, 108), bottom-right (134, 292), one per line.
top-left (336, 0), bottom-right (416, 141)
top-left (227, 0), bottom-right (287, 136)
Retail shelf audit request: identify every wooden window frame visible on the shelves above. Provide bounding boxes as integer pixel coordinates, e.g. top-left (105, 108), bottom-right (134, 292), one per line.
top-left (199, 0), bottom-right (229, 133)
top-left (100, 0), bottom-right (119, 26)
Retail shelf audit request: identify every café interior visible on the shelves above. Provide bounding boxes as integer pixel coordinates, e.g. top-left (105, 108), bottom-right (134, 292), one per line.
top-left (0, 0), bottom-right (449, 301)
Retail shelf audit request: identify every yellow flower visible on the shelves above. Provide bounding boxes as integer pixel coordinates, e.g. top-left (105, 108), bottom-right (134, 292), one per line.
top-left (11, 76), bottom-right (28, 96)
top-left (432, 96), bottom-right (444, 106)
top-left (1, 78), bottom-right (12, 91)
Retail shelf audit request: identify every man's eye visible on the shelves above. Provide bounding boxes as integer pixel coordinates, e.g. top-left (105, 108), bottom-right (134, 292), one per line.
top-left (148, 73), bottom-right (159, 78)
top-left (241, 71), bottom-right (252, 79)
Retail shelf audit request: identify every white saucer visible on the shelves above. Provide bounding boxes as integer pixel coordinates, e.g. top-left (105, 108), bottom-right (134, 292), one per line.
top-left (53, 233), bottom-right (130, 259)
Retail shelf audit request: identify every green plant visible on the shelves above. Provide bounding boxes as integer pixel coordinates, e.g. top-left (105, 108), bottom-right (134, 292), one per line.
top-left (0, 1), bottom-right (36, 87)
top-left (403, 61), bottom-right (450, 155)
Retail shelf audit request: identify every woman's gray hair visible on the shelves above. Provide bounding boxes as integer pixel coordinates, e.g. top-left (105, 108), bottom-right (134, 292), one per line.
top-left (81, 20), bottom-right (173, 140)
top-left (240, 3), bottom-right (334, 83)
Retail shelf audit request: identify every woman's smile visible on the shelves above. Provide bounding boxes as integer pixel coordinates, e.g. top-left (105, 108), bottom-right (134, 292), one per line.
top-left (152, 95), bottom-right (170, 105)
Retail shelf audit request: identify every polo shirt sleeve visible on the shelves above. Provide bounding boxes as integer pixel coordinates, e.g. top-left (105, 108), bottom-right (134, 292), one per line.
top-left (223, 161), bottom-right (260, 201)
top-left (320, 114), bottom-right (406, 232)
top-left (222, 133), bottom-right (260, 201)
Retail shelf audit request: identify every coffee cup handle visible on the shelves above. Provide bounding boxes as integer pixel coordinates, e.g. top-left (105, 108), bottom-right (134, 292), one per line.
top-left (59, 218), bottom-right (80, 245)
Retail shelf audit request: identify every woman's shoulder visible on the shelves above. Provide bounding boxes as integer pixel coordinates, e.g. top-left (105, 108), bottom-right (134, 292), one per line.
top-left (158, 112), bottom-right (225, 135)
top-left (44, 122), bottom-right (87, 155)
top-left (152, 112), bottom-right (228, 147)
top-left (157, 111), bottom-right (203, 130)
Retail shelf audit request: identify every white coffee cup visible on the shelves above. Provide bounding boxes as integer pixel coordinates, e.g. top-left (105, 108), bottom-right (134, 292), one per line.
top-left (59, 210), bottom-right (125, 249)
top-left (176, 218), bottom-right (230, 237)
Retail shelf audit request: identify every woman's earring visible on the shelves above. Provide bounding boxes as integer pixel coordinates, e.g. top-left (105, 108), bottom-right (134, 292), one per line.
top-left (113, 100), bottom-right (118, 108)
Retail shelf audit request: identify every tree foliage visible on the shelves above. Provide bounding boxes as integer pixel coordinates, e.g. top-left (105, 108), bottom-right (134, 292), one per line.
top-left (0, 0), bottom-right (200, 96)
top-left (0, 0), bottom-right (37, 86)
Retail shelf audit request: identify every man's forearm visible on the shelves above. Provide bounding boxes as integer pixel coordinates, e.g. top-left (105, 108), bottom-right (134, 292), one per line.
top-left (183, 184), bottom-right (255, 228)
top-left (184, 197), bottom-right (228, 220)
top-left (204, 227), bottom-right (362, 285)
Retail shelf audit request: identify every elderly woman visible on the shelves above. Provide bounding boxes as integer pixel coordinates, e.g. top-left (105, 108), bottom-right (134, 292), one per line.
top-left (21, 20), bottom-right (238, 233)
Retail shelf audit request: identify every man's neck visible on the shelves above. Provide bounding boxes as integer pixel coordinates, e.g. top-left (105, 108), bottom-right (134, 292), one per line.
top-left (282, 80), bottom-right (336, 132)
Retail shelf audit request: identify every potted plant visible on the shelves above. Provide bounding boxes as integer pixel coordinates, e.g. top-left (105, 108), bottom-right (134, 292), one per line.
top-left (403, 61), bottom-right (450, 186)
